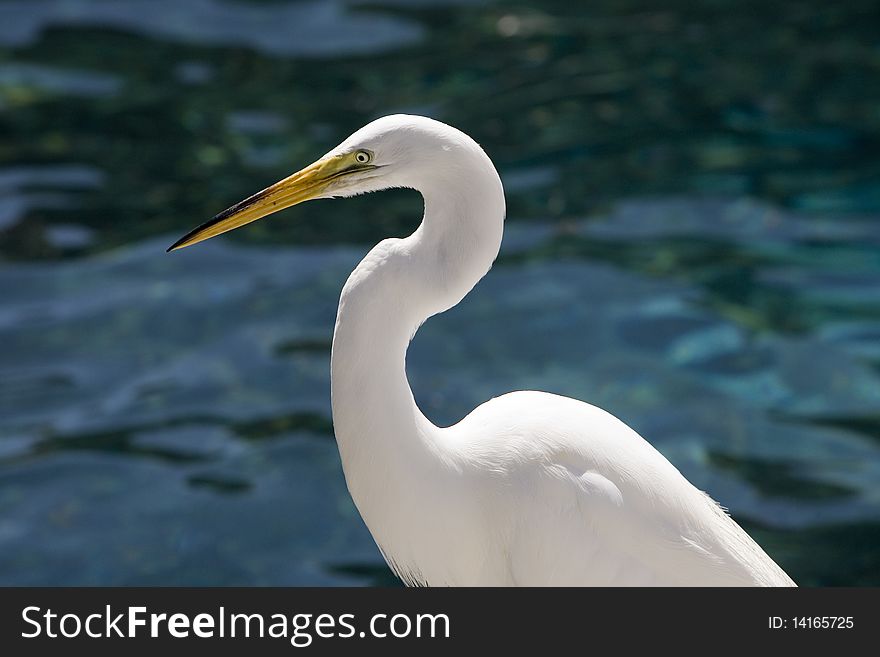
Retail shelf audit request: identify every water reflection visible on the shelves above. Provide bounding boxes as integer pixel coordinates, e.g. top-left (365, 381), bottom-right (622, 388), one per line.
top-left (0, 0), bottom-right (424, 56)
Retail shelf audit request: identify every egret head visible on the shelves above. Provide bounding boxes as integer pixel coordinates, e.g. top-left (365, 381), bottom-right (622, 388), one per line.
top-left (167, 114), bottom-right (480, 252)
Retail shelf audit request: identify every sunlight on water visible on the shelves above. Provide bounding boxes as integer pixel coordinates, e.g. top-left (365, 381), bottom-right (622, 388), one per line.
top-left (0, 0), bottom-right (425, 56)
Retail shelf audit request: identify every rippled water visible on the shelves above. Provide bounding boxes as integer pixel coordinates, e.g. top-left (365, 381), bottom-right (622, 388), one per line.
top-left (0, 0), bottom-right (878, 585)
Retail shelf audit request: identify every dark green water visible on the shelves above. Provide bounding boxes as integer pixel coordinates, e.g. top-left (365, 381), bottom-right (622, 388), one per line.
top-left (0, 0), bottom-right (878, 585)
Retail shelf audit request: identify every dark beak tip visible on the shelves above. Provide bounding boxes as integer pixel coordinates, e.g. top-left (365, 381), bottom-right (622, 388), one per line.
top-left (166, 236), bottom-right (190, 253)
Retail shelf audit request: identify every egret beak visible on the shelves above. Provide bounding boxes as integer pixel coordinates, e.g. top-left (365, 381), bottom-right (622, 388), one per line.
top-left (167, 153), bottom-right (359, 252)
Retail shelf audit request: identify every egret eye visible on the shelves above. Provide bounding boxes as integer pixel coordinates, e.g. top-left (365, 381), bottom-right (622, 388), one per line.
top-left (354, 150), bottom-right (372, 164)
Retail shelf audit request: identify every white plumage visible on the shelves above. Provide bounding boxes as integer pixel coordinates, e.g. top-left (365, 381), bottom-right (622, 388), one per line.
top-left (172, 114), bottom-right (796, 586)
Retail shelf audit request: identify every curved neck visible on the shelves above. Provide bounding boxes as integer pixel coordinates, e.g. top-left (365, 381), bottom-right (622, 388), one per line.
top-left (330, 155), bottom-right (505, 495)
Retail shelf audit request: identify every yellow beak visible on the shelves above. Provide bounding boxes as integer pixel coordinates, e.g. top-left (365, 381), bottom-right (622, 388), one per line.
top-left (167, 153), bottom-right (358, 252)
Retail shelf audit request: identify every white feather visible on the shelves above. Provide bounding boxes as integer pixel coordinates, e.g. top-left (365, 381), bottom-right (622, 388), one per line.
top-left (328, 115), bottom-right (795, 586)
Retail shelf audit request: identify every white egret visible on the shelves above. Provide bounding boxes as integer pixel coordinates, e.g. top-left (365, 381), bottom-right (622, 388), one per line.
top-left (169, 115), bottom-right (795, 586)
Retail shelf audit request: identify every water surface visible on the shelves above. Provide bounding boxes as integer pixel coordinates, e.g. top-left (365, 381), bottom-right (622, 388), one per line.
top-left (0, 0), bottom-right (878, 585)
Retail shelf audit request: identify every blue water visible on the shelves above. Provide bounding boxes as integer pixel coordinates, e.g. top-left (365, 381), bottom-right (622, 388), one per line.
top-left (0, 0), bottom-right (879, 585)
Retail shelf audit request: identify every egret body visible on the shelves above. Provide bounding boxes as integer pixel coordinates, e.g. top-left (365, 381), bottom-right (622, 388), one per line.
top-left (170, 115), bottom-right (795, 586)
